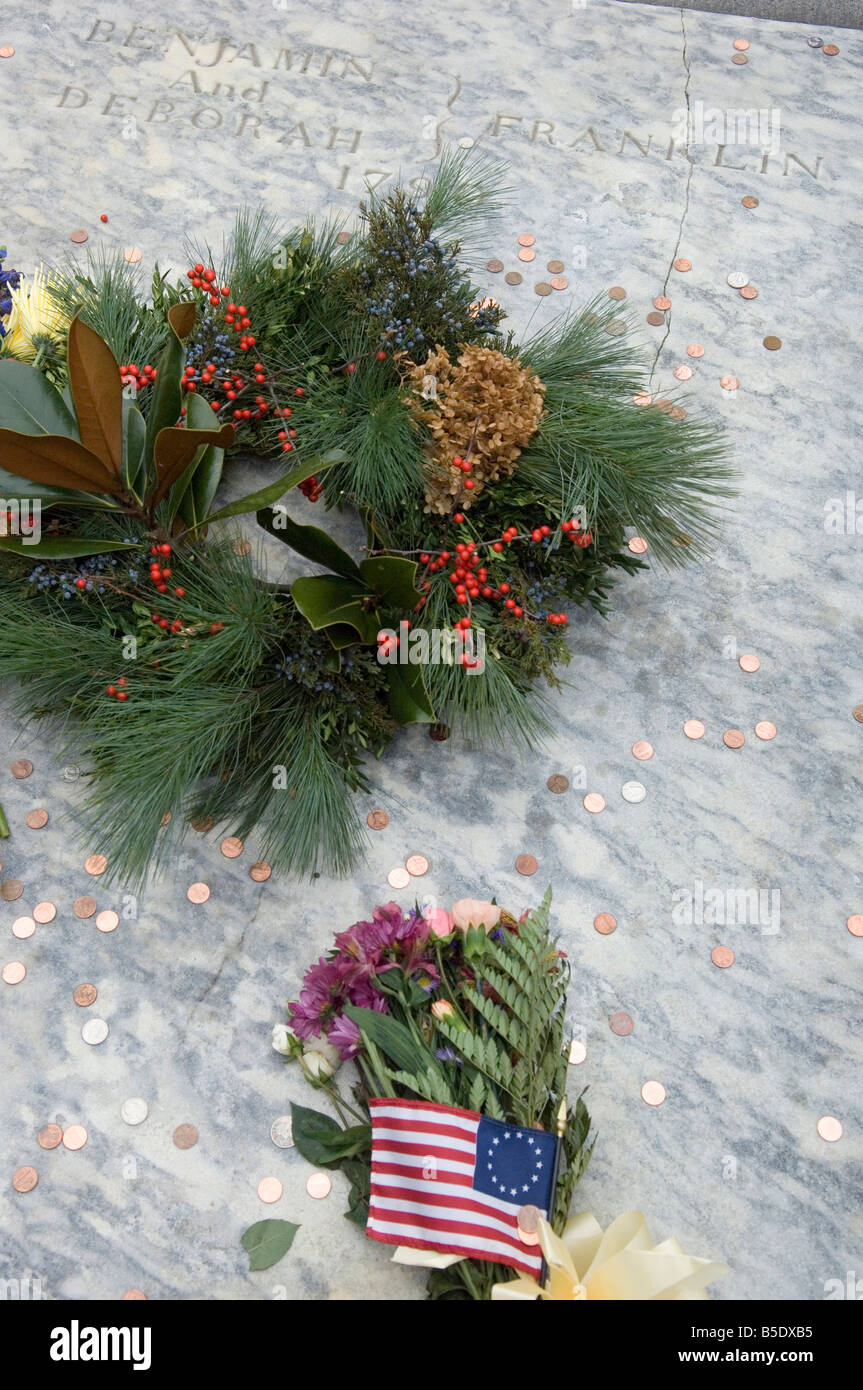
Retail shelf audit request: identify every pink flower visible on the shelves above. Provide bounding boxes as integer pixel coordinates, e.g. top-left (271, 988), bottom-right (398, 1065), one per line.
top-left (424, 906), bottom-right (453, 938)
top-left (451, 898), bottom-right (501, 932)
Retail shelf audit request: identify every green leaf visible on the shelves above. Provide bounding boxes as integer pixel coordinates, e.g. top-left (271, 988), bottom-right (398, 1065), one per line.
top-left (359, 555), bottom-right (422, 611)
top-left (123, 400), bottom-right (146, 493)
top-left (0, 359), bottom-right (79, 437)
top-left (144, 305), bottom-right (191, 469)
top-left (0, 536), bottom-right (139, 558)
top-left (149, 422), bottom-right (234, 507)
top-left (386, 663), bottom-right (435, 723)
top-left (291, 575), bottom-right (379, 644)
top-left (343, 1004), bottom-right (440, 1077)
top-left (208, 449), bottom-right (344, 525)
top-left (240, 1219), bottom-right (300, 1272)
top-left (0, 468), bottom-right (110, 511)
top-left (319, 1123), bottom-right (372, 1161)
top-left (176, 392), bottom-right (227, 527)
top-left (66, 316), bottom-right (123, 477)
top-left (290, 1101), bottom-right (347, 1170)
top-left (257, 506), bottom-right (361, 580)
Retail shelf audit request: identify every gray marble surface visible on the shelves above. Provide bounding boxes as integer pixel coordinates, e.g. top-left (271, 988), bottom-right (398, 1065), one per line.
top-left (2, 0), bottom-right (862, 1302)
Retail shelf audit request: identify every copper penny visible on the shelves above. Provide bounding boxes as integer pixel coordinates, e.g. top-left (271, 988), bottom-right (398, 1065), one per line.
top-left (336, 231), bottom-right (352, 245)
top-left (628, 536), bottom-right (648, 555)
top-left (823, 44), bottom-right (839, 56)
top-left (10, 759), bottom-right (33, 778)
top-left (683, 719), bottom-right (705, 740)
top-left (38, 1124), bottom-right (63, 1150)
top-left (306, 1171), bottom-right (332, 1199)
top-left (1, 880), bottom-right (23, 902)
top-left (95, 909), bottom-right (119, 933)
top-left (386, 866), bottom-right (410, 890)
top-left (550, 276), bottom-right (569, 290)
top-left (633, 392), bottom-right (652, 406)
top-left (2, 961), bottom-right (26, 984)
top-left (257, 1176), bottom-right (283, 1203)
top-left (656, 397), bottom-right (673, 411)
top-left (70, 230), bottom-right (89, 244)
top-left (0, 46), bottom-right (15, 59)
top-left (32, 902), bottom-right (56, 924)
top-left (711, 946), bottom-right (735, 968)
top-left (504, 272), bottom-right (522, 286)
top-left (641, 1080), bottom-right (666, 1106)
top-left (191, 815), bottom-right (214, 832)
top-left (547, 774), bottom-right (569, 794)
top-left (486, 259), bottom-right (503, 273)
top-left (846, 915), bottom-right (863, 937)
top-left (594, 913), bottom-right (617, 935)
top-left (646, 311), bottom-right (665, 326)
top-left (731, 53), bottom-right (748, 65)
top-left (534, 281), bottom-right (553, 296)
top-left (653, 296), bottom-right (671, 311)
top-left (739, 653), bottom-right (760, 672)
top-left (763, 336), bottom-right (782, 350)
top-left (220, 836), bottom-right (243, 858)
top-left (673, 364), bottom-right (693, 381)
top-left (173, 1124), bottom-right (198, 1149)
top-left (249, 862), bottom-right (272, 882)
top-left (122, 1290), bottom-right (147, 1300)
top-left (632, 741), bottom-right (654, 761)
top-left (610, 1011), bottom-right (634, 1036)
top-left (74, 983), bottom-right (98, 1007)
top-left (12, 916), bottom-right (36, 940)
top-left (741, 196), bottom-right (759, 208)
top-left (583, 793), bottom-right (605, 813)
top-left (817, 1115), bottom-right (842, 1141)
top-left (405, 854), bottom-right (429, 877)
top-left (723, 729), bottom-right (745, 749)
top-left (546, 260), bottom-right (564, 274)
top-left (232, 539), bottom-right (251, 557)
top-left (85, 854), bottom-right (108, 876)
top-left (187, 882), bottom-right (210, 904)
top-left (517, 249), bottom-right (535, 263)
top-left (25, 809), bottom-right (49, 829)
top-left (608, 286), bottom-right (626, 300)
top-left (754, 721), bottom-right (776, 741)
top-left (568, 1039), bottom-right (587, 1065)
top-left (123, 248), bottom-right (143, 264)
top-left (515, 854), bottom-right (538, 876)
top-left (671, 406), bottom-right (686, 419)
top-left (673, 258), bottom-right (691, 272)
top-left (853, 706), bottom-right (863, 723)
top-left (62, 1125), bottom-right (88, 1150)
top-left (733, 38), bottom-right (750, 51)
top-left (160, 810), bottom-right (172, 827)
top-left (720, 376), bottom-right (739, 390)
top-left (12, 1166), bottom-right (38, 1192)
top-left (740, 285), bottom-right (759, 299)
top-left (517, 234), bottom-right (536, 248)
top-left (73, 896), bottom-right (97, 919)
top-left (517, 1202), bottom-right (541, 1234)
top-left (686, 343), bottom-right (705, 358)
top-left (605, 319), bottom-right (626, 336)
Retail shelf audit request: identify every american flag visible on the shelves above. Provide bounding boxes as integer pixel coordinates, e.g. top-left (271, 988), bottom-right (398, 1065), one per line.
top-left (366, 1097), bottom-right (557, 1275)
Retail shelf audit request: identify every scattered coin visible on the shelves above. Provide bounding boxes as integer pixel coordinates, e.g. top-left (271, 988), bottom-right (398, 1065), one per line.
top-left (190, 815), bottom-right (214, 832)
top-left (122, 1290), bottom-right (147, 1300)
top-left (12, 1166), bottom-right (38, 1192)
top-left (853, 706), bottom-right (863, 723)
top-left (673, 258), bottom-right (691, 272)
top-left (741, 195), bottom-right (759, 208)
top-left (546, 260), bottom-right (564, 274)
top-left (517, 248), bottom-right (536, 262)
top-left (123, 248), bottom-right (143, 264)
top-left (515, 854), bottom-right (538, 876)
top-left (121, 1098), bottom-right (149, 1126)
top-left (95, 909), bottom-right (119, 933)
top-left (720, 376), bottom-right (739, 390)
top-left (711, 946), bottom-right (735, 968)
top-left (187, 882), bottom-right (210, 904)
top-left (232, 539), bottom-right (251, 557)
top-left (2, 961), bottom-right (25, 984)
top-left (754, 721), bottom-right (777, 741)
top-left (683, 719), bottom-right (706, 740)
top-left (608, 286), bottom-right (627, 300)
top-left (739, 653), bottom-right (760, 672)
top-left (817, 1115), bottom-right (842, 1141)
top-left (646, 311), bottom-right (665, 326)
top-left (534, 281), bottom-right (553, 296)
top-left (604, 319), bottom-right (626, 336)
top-left (673, 364), bottom-right (693, 381)
top-left (406, 854), bottom-right (429, 877)
top-left (258, 1176), bottom-right (283, 1204)
top-left (1, 880), bottom-right (23, 902)
top-left (807, 36), bottom-right (823, 48)
top-left (70, 230), bottom-right (89, 244)
top-left (723, 729), bottom-right (745, 749)
top-left (740, 285), bottom-right (759, 300)
top-left (628, 536), bottom-right (648, 554)
top-left (387, 866), bottom-right (411, 890)
top-left (85, 854), bottom-right (108, 876)
top-left (249, 862), bottom-right (272, 882)
top-left (33, 901), bottom-right (56, 924)
top-left (517, 1202), bottom-right (541, 1235)
top-left (306, 1172), bottom-right (332, 1200)
top-left (568, 1039), bottom-right (587, 1065)
top-left (726, 272), bottom-right (749, 288)
top-left (621, 781), bottom-right (646, 803)
top-left (653, 296), bottom-right (671, 311)
top-left (220, 836), bottom-right (244, 859)
top-left (823, 44), bottom-right (839, 56)
top-left (62, 1125), bottom-right (88, 1151)
top-left (763, 336), bottom-right (782, 350)
top-left (82, 1017), bottom-right (109, 1046)
top-left (845, 915), bottom-right (863, 937)
top-left (550, 276), bottom-right (569, 290)
top-left (73, 983), bottom-right (98, 1007)
top-left (731, 53), bottom-right (748, 65)
top-left (504, 271), bottom-right (523, 286)
top-left (610, 1011), bottom-right (634, 1036)
top-left (486, 259), bottom-right (504, 273)
top-left (336, 230), bottom-right (352, 244)
top-left (270, 1115), bottom-right (294, 1149)
top-left (632, 741), bottom-right (654, 761)
top-left (633, 392), bottom-right (652, 405)
top-left (583, 793), bottom-right (606, 814)
top-left (546, 774), bottom-right (569, 794)
top-left (10, 759), bottom-right (33, 778)
top-left (73, 896), bottom-right (97, 919)
top-left (641, 1081), bottom-right (666, 1107)
top-left (38, 1124), bottom-right (63, 1150)
top-left (173, 1124), bottom-right (198, 1150)
top-left (686, 343), bottom-right (705, 358)
top-left (517, 234), bottom-right (536, 247)
top-left (733, 38), bottom-right (750, 50)
top-left (671, 406), bottom-right (686, 419)
top-left (0, 46), bottom-right (15, 59)
top-left (655, 400), bottom-right (674, 414)
top-left (23, 808), bottom-right (47, 829)
top-left (12, 916), bottom-right (36, 940)
top-left (594, 913), bottom-right (617, 935)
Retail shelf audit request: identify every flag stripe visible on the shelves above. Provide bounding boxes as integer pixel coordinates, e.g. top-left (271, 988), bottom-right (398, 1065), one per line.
top-left (371, 1168), bottom-right (538, 1220)
top-left (366, 1216), bottom-right (542, 1275)
top-left (368, 1193), bottom-right (533, 1248)
top-left (372, 1125), bottom-right (477, 1156)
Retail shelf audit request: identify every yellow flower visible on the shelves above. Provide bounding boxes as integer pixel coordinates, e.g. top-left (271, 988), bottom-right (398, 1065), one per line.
top-left (3, 267), bottom-right (70, 362)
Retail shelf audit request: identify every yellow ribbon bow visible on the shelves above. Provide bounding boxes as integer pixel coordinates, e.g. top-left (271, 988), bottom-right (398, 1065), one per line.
top-left (491, 1211), bottom-right (729, 1301)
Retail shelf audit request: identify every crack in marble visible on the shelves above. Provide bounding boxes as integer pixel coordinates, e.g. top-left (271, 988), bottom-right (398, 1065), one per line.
top-left (650, 9), bottom-right (694, 383)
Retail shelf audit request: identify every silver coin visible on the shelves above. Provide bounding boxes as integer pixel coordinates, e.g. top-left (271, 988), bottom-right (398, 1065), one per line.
top-left (604, 318), bottom-right (626, 337)
top-left (270, 1115), bottom-right (294, 1149)
top-left (81, 1018), bottom-right (109, 1046)
top-left (807, 36), bottom-right (823, 48)
top-left (121, 1098), bottom-right (149, 1126)
top-left (726, 272), bottom-right (749, 289)
top-left (621, 780), bottom-right (647, 804)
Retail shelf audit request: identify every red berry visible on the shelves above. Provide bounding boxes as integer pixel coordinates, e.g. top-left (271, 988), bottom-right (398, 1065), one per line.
top-left (492, 542), bottom-right (503, 553)
top-left (117, 691), bottom-right (128, 701)
top-left (454, 512), bottom-right (465, 523)
top-left (499, 582), bottom-right (510, 595)
top-left (74, 577), bottom-right (87, 590)
top-left (106, 685), bottom-right (116, 695)
top-left (464, 479), bottom-right (475, 490)
top-left (377, 350), bottom-right (386, 360)
top-left (100, 213), bottom-right (108, 224)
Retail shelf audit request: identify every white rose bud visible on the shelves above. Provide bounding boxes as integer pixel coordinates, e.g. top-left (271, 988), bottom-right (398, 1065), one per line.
top-left (271, 1023), bottom-right (293, 1056)
top-left (301, 1049), bottom-right (336, 1081)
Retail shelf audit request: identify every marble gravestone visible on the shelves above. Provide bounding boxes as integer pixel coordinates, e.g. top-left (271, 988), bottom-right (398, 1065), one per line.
top-left (1, 0), bottom-right (861, 1301)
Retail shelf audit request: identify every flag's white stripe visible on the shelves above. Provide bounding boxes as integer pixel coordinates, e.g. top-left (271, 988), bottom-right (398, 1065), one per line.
top-left (370, 1193), bottom-right (526, 1245)
top-left (367, 1214), bottom-right (541, 1271)
top-left (372, 1126), bottom-right (476, 1159)
top-left (371, 1104), bottom-right (479, 1138)
top-left (373, 1148), bottom-right (475, 1178)
top-left (371, 1170), bottom-right (543, 1221)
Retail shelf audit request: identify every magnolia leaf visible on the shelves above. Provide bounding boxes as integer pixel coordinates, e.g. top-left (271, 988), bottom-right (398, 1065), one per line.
top-left (240, 1219), bottom-right (300, 1273)
top-left (0, 466), bottom-right (109, 510)
top-left (66, 316), bottom-right (123, 476)
top-left (0, 430), bottom-right (122, 494)
top-left (168, 300), bottom-right (197, 340)
top-left (150, 423), bottom-right (235, 506)
top-left (0, 359), bottom-right (79, 437)
top-left (291, 574), bottom-right (379, 644)
top-left (176, 392), bottom-right (227, 526)
top-left (0, 536), bottom-right (139, 558)
top-left (123, 400), bottom-right (146, 492)
top-left (359, 555), bottom-right (422, 611)
top-left (144, 304), bottom-right (197, 464)
top-left (386, 663), bottom-right (435, 724)
top-left (257, 507), bottom-right (361, 580)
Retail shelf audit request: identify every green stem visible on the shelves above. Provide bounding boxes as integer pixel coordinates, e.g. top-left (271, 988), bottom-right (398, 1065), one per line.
top-left (0, 803), bottom-right (9, 838)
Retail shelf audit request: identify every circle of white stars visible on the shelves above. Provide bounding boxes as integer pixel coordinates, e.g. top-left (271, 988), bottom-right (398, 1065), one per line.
top-left (486, 1129), bottom-right (545, 1197)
